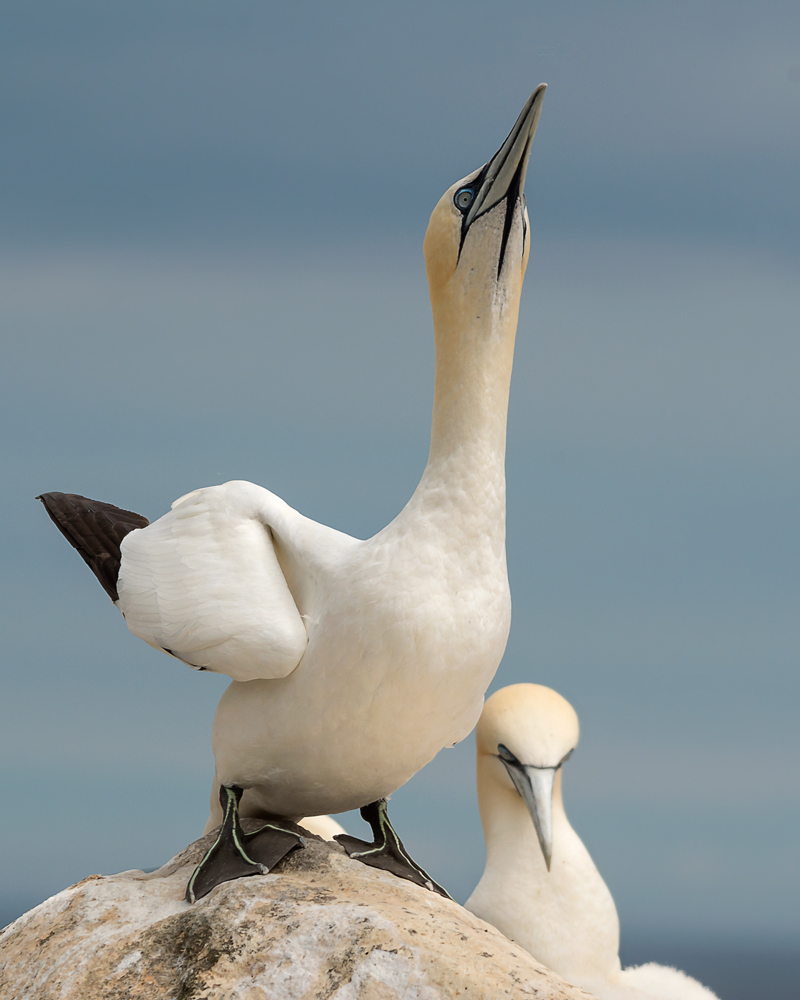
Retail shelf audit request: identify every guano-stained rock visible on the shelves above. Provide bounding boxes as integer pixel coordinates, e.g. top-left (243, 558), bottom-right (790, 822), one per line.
top-left (0, 823), bottom-right (598, 1000)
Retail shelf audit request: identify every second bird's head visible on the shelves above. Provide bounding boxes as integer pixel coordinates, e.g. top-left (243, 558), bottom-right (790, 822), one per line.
top-left (424, 84), bottom-right (546, 319)
top-left (477, 683), bottom-right (578, 871)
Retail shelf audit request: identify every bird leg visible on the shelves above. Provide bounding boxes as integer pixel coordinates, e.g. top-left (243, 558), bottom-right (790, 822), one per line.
top-left (186, 785), bottom-right (306, 903)
top-left (335, 798), bottom-right (452, 899)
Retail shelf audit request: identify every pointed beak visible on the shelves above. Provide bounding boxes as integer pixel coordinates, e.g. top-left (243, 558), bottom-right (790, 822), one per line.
top-left (502, 760), bottom-right (556, 871)
top-left (465, 83), bottom-right (547, 229)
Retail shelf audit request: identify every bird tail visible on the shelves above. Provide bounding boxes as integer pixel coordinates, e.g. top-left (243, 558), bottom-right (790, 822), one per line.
top-left (36, 492), bottom-right (149, 602)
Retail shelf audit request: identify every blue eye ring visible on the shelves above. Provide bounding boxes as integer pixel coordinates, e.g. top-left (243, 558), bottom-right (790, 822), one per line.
top-left (454, 187), bottom-right (474, 211)
top-left (497, 743), bottom-right (518, 764)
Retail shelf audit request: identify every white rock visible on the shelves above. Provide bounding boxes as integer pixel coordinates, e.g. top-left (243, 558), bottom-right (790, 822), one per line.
top-left (0, 824), bottom-right (598, 1000)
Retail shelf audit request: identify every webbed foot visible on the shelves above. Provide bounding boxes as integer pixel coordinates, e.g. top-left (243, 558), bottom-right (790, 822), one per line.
top-left (335, 798), bottom-right (452, 899)
top-left (186, 785), bottom-right (306, 903)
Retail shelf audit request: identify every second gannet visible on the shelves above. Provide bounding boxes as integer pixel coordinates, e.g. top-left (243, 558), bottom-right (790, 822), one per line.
top-left (37, 84), bottom-right (547, 902)
top-left (466, 685), bottom-right (718, 1000)
top-left (299, 815), bottom-right (347, 840)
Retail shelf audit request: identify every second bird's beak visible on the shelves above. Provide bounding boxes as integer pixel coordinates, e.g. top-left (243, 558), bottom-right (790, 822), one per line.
top-left (502, 760), bottom-right (556, 871)
top-left (464, 83), bottom-right (547, 230)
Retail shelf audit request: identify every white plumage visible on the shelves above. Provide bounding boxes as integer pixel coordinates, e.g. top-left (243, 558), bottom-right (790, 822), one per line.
top-left (119, 484), bottom-right (310, 680)
top-left (117, 483), bottom-right (307, 681)
top-left (113, 86), bottom-right (547, 830)
top-left (466, 685), bottom-right (718, 1000)
top-left (298, 815), bottom-right (348, 841)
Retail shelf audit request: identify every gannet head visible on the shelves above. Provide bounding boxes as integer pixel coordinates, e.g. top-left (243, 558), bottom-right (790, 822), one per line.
top-left (477, 683), bottom-right (578, 871)
top-left (424, 85), bottom-right (546, 311)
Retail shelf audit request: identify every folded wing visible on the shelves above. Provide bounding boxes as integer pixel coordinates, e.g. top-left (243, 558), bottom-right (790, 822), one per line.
top-left (117, 482), bottom-right (308, 682)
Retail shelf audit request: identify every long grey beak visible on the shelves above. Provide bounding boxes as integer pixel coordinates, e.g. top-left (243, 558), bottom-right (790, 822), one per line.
top-left (502, 761), bottom-right (556, 871)
top-left (465, 83), bottom-right (547, 229)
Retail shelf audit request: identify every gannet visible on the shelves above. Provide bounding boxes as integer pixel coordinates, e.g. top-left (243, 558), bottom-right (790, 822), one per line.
top-left (37, 83), bottom-right (547, 902)
top-left (299, 815), bottom-right (347, 840)
top-left (466, 685), bottom-right (718, 1000)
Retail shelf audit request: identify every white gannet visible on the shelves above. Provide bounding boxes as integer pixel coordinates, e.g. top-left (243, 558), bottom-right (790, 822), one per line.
top-left (37, 84), bottom-right (547, 901)
top-left (466, 685), bottom-right (718, 1000)
top-left (299, 815), bottom-right (347, 840)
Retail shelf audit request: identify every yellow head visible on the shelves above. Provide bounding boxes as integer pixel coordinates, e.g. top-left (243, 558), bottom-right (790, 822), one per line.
top-left (477, 682), bottom-right (579, 767)
top-left (423, 85), bottom-right (546, 324)
top-left (477, 683), bottom-right (579, 870)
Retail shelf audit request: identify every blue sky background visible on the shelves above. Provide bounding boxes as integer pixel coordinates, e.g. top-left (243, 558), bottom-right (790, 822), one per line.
top-left (2, 0), bottom-right (799, 962)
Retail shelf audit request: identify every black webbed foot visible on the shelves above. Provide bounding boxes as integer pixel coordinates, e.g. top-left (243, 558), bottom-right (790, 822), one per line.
top-left (186, 785), bottom-right (306, 903)
top-left (335, 798), bottom-right (452, 899)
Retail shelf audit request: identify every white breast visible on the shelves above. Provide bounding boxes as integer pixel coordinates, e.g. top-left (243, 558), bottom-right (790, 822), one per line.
top-left (209, 496), bottom-right (511, 819)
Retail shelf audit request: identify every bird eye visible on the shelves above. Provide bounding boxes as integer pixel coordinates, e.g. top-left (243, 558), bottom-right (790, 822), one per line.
top-left (497, 744), bottom-right (519, 764)
top-left (454, 187), bottom-right (474, 211)
top-left (559, 749), bottom-right (574, 766)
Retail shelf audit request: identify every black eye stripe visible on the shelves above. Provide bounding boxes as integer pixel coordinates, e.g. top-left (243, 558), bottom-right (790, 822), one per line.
top-left (456, 164), bottom-right (490, 259)
top-left (497, 744), bottom-right (576, 767)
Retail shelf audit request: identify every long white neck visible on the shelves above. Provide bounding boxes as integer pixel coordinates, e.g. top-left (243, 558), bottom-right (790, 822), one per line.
top-left (467, 758), bottom-right (622, 983)
top-left (394, 258), bottom-right (522, 553)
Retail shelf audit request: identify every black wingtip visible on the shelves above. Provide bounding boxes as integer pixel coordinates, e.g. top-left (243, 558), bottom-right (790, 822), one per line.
top-left (37, 492), bottom-right (149, 602)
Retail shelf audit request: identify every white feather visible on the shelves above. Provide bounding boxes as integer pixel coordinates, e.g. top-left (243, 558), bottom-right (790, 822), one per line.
top-left (117, 481), bottom-right (309, 681)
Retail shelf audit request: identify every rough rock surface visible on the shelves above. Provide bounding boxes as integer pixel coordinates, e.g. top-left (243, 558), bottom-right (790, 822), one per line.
top-left (0, 822), bottom-right (598, 1000)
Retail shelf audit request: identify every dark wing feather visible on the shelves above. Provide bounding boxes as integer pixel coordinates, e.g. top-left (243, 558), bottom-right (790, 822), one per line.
top-left (36, 492), bottom-right (149, 602)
